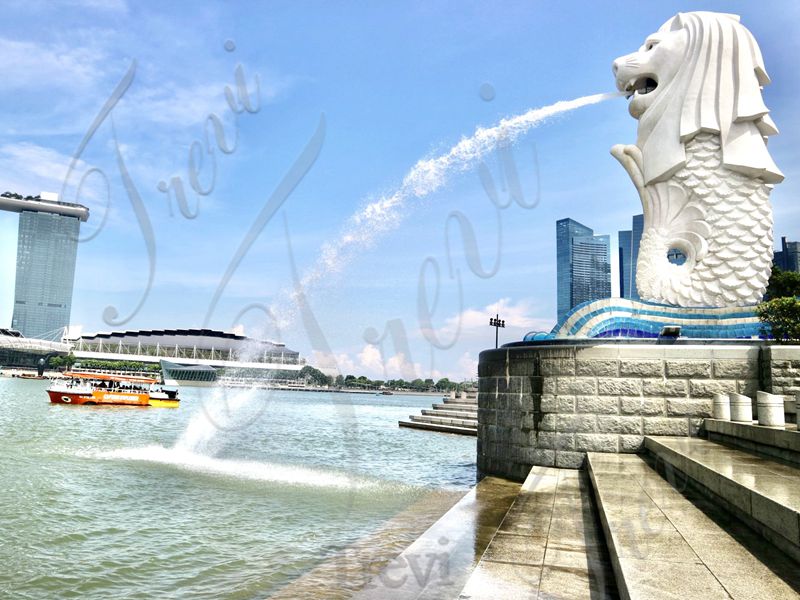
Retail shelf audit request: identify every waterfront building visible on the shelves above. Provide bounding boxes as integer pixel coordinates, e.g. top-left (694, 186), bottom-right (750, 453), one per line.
top-left (68, 328), bottom-right (304, 384)
top-left (0, 192), bottom-right (89, 340)
top-left (556, 218), bottom-right (611, 323)
top-left (773, 236), bottom-right (800, 272)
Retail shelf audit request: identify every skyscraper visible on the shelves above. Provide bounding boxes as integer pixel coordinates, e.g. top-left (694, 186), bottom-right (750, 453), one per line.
top-left (618, 229), bottom-right (632, 299)
top-left (0, 192), bottom-right (89, 340)
top-left (774, 236), bottom-right (800, 273)
top-left (618, 214), bottom-right (645, 300)
top-left (630, 214), bottom-right (644, 300)
top-left (556, 218), bottom-right (611, 323)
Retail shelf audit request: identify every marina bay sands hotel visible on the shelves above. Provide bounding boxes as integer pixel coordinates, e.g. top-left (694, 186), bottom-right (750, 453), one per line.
top-left (0, 191), bottom-right (89, 341)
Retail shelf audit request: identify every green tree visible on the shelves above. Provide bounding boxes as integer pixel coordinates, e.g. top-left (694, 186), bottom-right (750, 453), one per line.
top-left (299, 365), bottom-right (330, 386)
top-left (756, 297), bottom-right (800, 342)
top-left (767, 267), bottom-right (800, 299)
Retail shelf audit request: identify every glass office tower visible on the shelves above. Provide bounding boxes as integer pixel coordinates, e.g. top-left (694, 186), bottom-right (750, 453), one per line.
top-left (1, 193), bottom-right (89, 340)
top-left (618, 229), bottom-right (632, 299)
top-left (774, 236), bottom-right (800, 272)
top-left (556, 218), bottom-right (611, 323)
top-left (630, 214), bottom-right (644, 300)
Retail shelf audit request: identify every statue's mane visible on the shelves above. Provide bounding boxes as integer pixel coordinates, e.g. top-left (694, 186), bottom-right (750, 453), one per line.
top-left (638, 11), bottom-right (784, 185)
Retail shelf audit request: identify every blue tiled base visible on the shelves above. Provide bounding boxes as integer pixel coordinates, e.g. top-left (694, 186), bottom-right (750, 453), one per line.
top-left (530, 299), bottom-right (764, 340)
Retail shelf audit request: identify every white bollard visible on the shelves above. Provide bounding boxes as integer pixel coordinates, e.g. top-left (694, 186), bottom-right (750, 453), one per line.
top-left (712, 393), bottom-right (731, 420)
top-left (449, 390), bottom-right (456, 400)
top-left (784, 395), bottom-right (796, 423)
top-left (730, 393), bottom-right (753, 423)
top-left (757, 391), bottom-right (786, 428)
top-left (460, 391), bottom-right (467, 401)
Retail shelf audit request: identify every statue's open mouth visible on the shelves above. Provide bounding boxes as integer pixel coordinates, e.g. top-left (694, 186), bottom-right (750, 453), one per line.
top-left (625, 76), bottom-right (658, 99)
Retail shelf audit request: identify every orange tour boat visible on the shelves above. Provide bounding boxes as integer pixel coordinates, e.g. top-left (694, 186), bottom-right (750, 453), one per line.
top-left (47, 372), bottom-right (180, 408)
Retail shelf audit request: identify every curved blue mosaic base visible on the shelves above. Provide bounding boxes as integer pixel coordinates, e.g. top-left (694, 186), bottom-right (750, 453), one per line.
top-left (524, 299), bottom-right (766, 340)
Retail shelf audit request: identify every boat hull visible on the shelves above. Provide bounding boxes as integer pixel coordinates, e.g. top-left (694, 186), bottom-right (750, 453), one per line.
top-left (47, 389), bottom-right (178, 408)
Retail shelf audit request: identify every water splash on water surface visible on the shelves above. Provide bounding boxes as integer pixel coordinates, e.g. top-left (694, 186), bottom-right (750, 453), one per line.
top-left (84, 445), bottom-right (377, 490)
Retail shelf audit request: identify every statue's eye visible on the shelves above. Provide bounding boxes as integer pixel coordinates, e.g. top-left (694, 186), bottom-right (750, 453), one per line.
top-left (645, 41), bottom-right (659, 51)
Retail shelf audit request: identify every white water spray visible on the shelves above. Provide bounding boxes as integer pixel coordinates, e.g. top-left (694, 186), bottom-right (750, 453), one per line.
top-left (173, 387), bottom-right (259, 455)
top-left (286, 91), bottom-right (621, 306)
top-left (85, 446), bottom-right (375, 490)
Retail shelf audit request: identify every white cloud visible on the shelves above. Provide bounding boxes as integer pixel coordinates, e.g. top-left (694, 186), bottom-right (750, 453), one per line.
top-left (65, 0), bottom-right (128, 12)
top-left (0, 142), bottom-right (111, 220)
top-left (310, 345), bottom-right (428, 381)
top-left (357, 344), bottom-right (384, 373)
top-left (125, 83), bottom-right (234, 129)
top-left (456, 351), bottom-right (479, 380)
top-left (9, 0), bottom-right (128, 12)
top-left (421, 297), bottom-right (553, 342)
top-left (0, 37), bottom-right (109, 94)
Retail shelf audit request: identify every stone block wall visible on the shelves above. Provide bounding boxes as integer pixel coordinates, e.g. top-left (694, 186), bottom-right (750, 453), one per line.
top-left (477, 342), bottom-right (773, 481)
top-left (761, 346), bottom-right (800, 398)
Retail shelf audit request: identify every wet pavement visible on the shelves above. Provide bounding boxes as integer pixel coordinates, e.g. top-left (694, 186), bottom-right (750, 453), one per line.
top-left (459, 467), bottom-right (618, 599)
top-left (353, 476), bottom-right (520, 600)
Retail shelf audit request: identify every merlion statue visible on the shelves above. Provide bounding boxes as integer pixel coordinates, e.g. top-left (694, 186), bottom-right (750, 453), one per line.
top-left (611, 11), bottom-right (783, 307)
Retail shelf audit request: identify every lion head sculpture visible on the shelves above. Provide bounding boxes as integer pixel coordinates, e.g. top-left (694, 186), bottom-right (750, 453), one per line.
top-left (612, 11), bottom-right (783, 186)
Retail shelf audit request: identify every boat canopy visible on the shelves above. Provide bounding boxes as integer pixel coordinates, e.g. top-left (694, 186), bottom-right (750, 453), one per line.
top-left (63, 372), bottom-right (159, 384)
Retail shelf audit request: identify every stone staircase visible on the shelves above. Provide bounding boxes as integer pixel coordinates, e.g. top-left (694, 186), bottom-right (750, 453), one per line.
top-left (399, 390), bottom-right (478, 436)
top-left (586, 419), bottom-right (800, 599)
top-left (456, 418), bottom-right (800, 599)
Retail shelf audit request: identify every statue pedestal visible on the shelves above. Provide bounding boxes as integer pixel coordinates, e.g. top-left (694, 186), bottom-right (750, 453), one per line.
top-left (541, 298), bottom-right (763, 340)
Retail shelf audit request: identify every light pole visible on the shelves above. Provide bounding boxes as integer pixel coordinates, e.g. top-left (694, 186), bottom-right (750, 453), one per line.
top-left (489, 314), bottom-right (505, 349)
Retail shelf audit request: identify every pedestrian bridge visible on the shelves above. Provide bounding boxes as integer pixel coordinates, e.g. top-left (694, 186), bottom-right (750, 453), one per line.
top-left (0, 329), bottom-right (70, 355)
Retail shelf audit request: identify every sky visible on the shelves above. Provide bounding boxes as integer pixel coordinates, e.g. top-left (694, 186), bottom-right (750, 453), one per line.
top-left (0, 1), bottom-right (799, 381)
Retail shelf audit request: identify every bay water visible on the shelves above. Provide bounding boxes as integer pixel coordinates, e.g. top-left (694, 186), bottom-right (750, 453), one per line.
top-left (0, 378), bottom-right (475, 598)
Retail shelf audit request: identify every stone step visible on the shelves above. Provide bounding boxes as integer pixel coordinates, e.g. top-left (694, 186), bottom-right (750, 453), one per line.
top-left (397, 419), bottom-right (477, 436)
top-left (445, 397), bottom-right (478, 405)
top-left (432, 402), bottom-right (476, 411)
top-left (409, 414), bottom-right (477, 428)
top-left (644, 436), bottom-right (800, 563)
top-left (705, 417), bottom-right (800, 467)
top-left (458, 466), bottom-right (617, 599)
top-left (421, 408), bottom-right (477, 419)
top-left (587, 452), bottom-right (800, 599)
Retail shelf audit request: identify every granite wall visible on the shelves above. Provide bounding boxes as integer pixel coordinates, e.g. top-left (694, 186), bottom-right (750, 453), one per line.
top-left (476, 342), bottom-right (799, 481)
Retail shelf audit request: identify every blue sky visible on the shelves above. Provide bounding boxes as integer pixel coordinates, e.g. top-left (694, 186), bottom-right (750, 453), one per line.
top-left (1, 1), bottom-right (798, 380)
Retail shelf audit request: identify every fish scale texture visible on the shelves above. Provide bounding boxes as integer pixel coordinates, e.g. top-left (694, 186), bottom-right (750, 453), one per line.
top-left (637, 133), bottom-right (772, 307)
